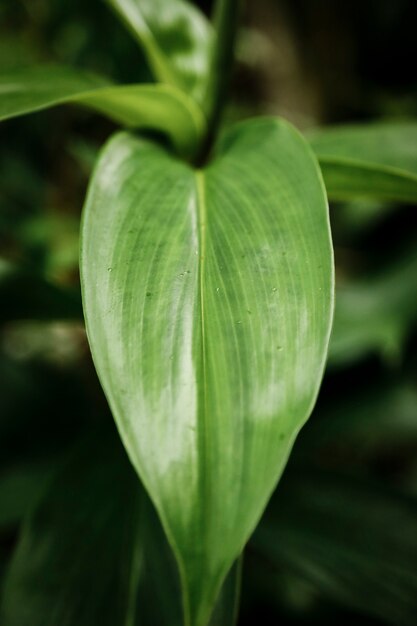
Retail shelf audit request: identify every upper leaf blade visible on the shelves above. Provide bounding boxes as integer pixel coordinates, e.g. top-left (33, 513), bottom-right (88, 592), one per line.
top-left (80, 118), bottom-right (334, 626)
top-left (309, 122), bottom-right (417, 202)
top-left (0, 65), bottom-right (204, 157)
top-left (107, 0), bottom-right (213, 104)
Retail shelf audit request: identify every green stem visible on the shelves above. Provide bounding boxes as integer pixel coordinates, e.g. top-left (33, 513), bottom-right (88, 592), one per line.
top-left (198, 0), bottom-right (241, 163)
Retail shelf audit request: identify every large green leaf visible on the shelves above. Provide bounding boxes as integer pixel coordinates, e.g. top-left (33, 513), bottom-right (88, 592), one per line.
top-left (0, 66), bottom-right (204, 157)
top-left (0, 428), bottom-right (240, 626)
top-left (107, 0), bottom-right (213, 104)
top-left (80, 118), bottom-right (334, 626)
top-left (252, 468), bottom-right (417, 626)
top-left (309, 122), bottom-right (417, 202)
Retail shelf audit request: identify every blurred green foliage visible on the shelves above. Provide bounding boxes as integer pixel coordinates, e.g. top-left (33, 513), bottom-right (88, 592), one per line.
top-left (1, 1), bottom-right (417, 625)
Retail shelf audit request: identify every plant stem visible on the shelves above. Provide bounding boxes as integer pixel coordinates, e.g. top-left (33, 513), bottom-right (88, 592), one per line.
top-left (198, 0), bottom-right (241, 164)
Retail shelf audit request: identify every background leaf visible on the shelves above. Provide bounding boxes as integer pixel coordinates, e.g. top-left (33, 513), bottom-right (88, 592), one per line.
top-left (107, 0), bottom-right (213, 104)
top-left (309, 123), bottom-right (417, 202)
top-left (80, 118), bottom-right (334, 626)
top-left (299, 376), bottom-right (417, 453)
top-left (329, 247), bottom-right (417, 366)
top-left (0, 426), bottom-right (240, 626)
top-left (251, 467), bottom-right (417, 626)
top-left (0, 463), bottom-right (52, 530)
top-left (0, 66), bottom-right (204, 157)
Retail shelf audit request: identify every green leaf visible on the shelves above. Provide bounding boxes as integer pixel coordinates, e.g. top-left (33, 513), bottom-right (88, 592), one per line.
top-left (329, 247), bottom-right (417, 367)
top-left (0, 431), bottom-right (140, 626)
top-left (252, 468), bottom-right (417, 626)
top-left (107, 0), bottom-right (213, 104)
top-left (0, 463), bottom-right (52, 529)
top-left (80, 117), bottom-right (334, 626)
top-left (0, 428), bottom-right (241, 626)
top-left (309, 122), bottom-right (417, 202)
top-left (331, 198), bottom-right (397, 236)
top-left (208, 558), bottom-right (242, 626)
top-left (0, 65), bottom-right (205, 157)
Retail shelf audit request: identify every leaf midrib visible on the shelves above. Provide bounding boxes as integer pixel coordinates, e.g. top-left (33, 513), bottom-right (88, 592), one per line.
top-left (195, 169), bottom-right (210, 558)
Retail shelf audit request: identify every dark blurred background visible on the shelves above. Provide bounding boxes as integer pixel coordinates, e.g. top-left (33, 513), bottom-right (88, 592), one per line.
top-left (1, 1), bottom-right (417, 625)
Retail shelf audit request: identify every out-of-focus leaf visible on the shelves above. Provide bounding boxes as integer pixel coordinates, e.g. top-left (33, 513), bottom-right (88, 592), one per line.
top-left (310, 123), bottom-right (417, 174)
top-left (209, 558), bottom-right (242, 626)
top-left (107, 0), bottom-right (213, 104)
top-left (80, 118), bottom-right (334, 626)
top-left (0, 152), bottom-right (44, 215)
top-left (0, 428), bottom-right (240, 626)
top-left (0, 66), bottom-right (205, 157)
top-left (301, 379), bottom-right (417, 451)
top-left (0, 430), bottom-right (148, 626)
top-left (17, 215), bottom-right (80, 278)
top-left (0, 259), bottom-right (82, 322)
top-left (309, 123), bottom-right (417, 202)
top-left (0, 34), bottom-right (41, 72)
top-left (252, 468), bottom-right (417, 626)
top-left (68, 139), bottom-right (100, 176)
top-left (332, 198), bottom-right (396, 237)
top-left (329, 248), bottom-right (417, 366)
top-left (0, 463), bottom-right (52, 529)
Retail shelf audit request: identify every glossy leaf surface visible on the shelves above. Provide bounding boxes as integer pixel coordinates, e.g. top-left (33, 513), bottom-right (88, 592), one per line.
top-left (309, 123), bottom-right (417, 202)
top-left (0, 428), bottom-right (240, 626)
top-left (80, 118), bottom-right (334, 626)
top-left (0, 66), bottom-right (204, 156)
top-left (107, 0), bottom-right (213, 104)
